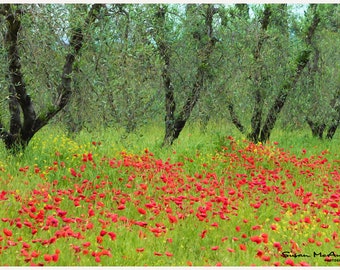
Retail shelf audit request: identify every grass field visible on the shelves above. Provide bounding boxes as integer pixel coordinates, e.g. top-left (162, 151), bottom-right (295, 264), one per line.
top-left (0, 122), bottom-right (339, 266)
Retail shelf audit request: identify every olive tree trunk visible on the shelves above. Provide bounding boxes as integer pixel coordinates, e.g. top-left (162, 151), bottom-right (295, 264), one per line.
top-left (0, 4), bottom-right (104, 152)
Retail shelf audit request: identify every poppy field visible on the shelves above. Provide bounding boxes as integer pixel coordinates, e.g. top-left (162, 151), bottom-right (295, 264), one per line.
top-left (0, 127), bottom-right (339, 266)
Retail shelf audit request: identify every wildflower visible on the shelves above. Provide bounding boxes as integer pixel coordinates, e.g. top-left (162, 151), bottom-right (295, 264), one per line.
top-left (273, 242), bottom-right (282, 251)
top-left (3, 228), bottom-right (12, 237)
top-left (22, 242), bottom-right (30, 249)
top-left (100, 230), bottom-right (107, 237)
top-left (250, 235), bottom-right (262, 244)
top-left (138, 208), bottom-right (147, 215)
top-left (96, 236), bottom-right (103, 244)
top-left (44, 254), bottom-right (52, 262)
top-left (256, 249), bottom-right (264, 257)
top-left (52, 253), bottom-right (59, 262)
top-left (251, 225), bottom-right (261, 230)
top-left (239, 244), bottom-right (247, 251)
top-left (165, 251), bottom-right (173, 257)
top-left (200, 230), bottom-right (207, 239)
top-left (31, 251), bottom-right (39, 258)
top-left (308, 238), bottom-right (315, 243)
top-left (285, 259), bottom-right (295, 266)
top-left (70, 168), bottom-right (78, 177)
top-left (261, 255), bottom-right (270, 261)
top-left (167, 214), bottom-right (178, 224)
top-left (108, 232), bottom-right (116, 241)
top-left (117, 204), bottom-right (126, 210)
top-left (330, 203), bottom-right (338, 208)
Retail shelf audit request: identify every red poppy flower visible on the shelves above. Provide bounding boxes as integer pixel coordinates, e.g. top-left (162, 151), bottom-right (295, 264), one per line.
top-left (239, 244), bottom-right (247, 251)
top-left (108, 232), bottom-right (116, 241)
top-left (52, 254), bottom-right (59, 262)
top-left (100, 230), bottom-right (107, 236)
top-left (117, 204), bottom-right (126, 210)
top-left (165, 251), bottom-right (173, 257)
top-left (250, 235), bottom-right (262, 244)
top-left (70, 168), bottom-right (78, 177)
top-left (138, 208), bottom-right (146, 215)
top-left (285, 259), bottom-right (295, 266)
top-left (273, 242), bottom-right (282, 251)
top-left (330, 203), bottom-right (338, 208)
top-left (44, 254), bottom-right (52, 262)
top-left (31, 251), bottom-right (39, 258)
top-left (261, 255), bottom-right (270, 261)
top-left (256, 249), bottom-right (264, 257)
top-left (167, 214), bottom-right (178, 224)
top-left (3, 228), bottom-right (12, 237)
top-left (96, 236), bottom-right (103, 244)
top-left (200, 230), bottom-right (207, 239)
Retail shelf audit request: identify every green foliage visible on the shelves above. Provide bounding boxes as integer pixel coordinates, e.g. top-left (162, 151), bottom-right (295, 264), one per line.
top-left (0, 4), bottom-right (339, 147)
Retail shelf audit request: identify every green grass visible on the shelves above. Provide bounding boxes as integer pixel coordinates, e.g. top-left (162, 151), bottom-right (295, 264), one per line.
top-left (0, 122), bottom-right (339, 266)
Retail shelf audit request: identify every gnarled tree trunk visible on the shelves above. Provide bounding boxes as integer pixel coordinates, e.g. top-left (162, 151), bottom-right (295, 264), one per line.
top-left (154, 4), bottom-right (218, 146)
top-left (0, 4), bottom-right (104, 152)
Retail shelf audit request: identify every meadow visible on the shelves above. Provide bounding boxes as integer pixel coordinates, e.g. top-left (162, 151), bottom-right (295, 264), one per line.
top-left (0, 122), bottom-right (339, 266)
